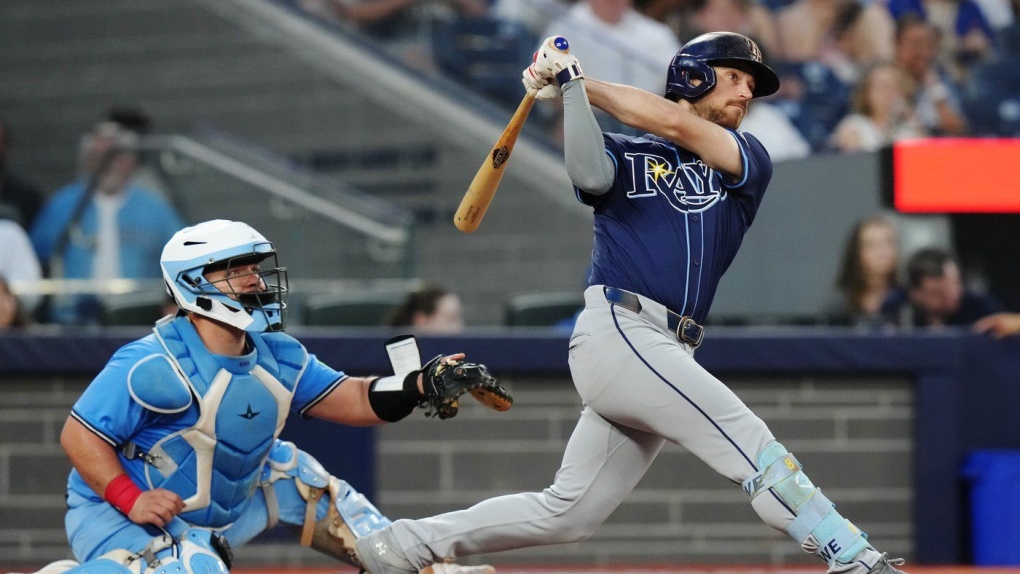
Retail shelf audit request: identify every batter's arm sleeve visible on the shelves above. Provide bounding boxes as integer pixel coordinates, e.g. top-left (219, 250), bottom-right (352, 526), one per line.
top-left (562, 80), bottom-right (615, 195)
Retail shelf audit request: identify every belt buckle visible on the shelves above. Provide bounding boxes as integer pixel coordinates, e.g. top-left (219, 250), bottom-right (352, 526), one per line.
top-left (676, 316), bottom-right (704, 347)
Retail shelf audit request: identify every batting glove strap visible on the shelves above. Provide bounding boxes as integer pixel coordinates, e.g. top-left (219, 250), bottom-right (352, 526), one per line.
top-left (555, 61), bottom-right (584, 86)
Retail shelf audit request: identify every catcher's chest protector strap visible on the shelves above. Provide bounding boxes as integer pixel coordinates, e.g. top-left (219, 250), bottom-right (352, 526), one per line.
top-left (368, 372), bottom-right (422, 422)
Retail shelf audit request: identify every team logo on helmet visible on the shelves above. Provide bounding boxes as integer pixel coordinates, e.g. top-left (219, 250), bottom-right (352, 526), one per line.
top-left (553, 37), bottom-right (569, 52)
top-left (623, 153), bottom-right (726, 213)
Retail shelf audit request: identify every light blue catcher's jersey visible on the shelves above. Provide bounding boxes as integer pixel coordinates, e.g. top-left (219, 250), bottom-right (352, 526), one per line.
top-left (68, 316), bottom-right (346, 527)
top-left (577, 129), bottom-right (772, 324)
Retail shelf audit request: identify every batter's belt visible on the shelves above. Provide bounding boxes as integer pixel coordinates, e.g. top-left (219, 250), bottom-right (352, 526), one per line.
top-left (603, 286), bottom-right (705, 348)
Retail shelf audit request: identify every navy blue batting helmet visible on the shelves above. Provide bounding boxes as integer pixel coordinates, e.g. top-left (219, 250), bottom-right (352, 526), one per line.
top-left (665, 32), bottom-right (780, 102)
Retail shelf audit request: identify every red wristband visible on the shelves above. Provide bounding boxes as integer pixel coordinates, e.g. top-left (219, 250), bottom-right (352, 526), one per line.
top-left (103, 474), bottom-right (143, 516)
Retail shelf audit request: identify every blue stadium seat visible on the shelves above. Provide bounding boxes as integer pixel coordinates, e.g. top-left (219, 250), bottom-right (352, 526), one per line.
top-left (504, 291), bottom-right (584, 327)
top-left (962, 57), bottom-right (1020, 136)
top-left (432, 16), bottom-right (538, 108)
top-left (772, 61), bottom-right (850, 151)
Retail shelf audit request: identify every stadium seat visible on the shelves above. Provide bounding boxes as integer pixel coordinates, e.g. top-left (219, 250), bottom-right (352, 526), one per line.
top-left (102, 293), bottom-right (172, 326)
top-left (432, 16), bottom-right (538, 108)
top-left (772, 61), bottom-right (850, 151)
top-left (504, 291), bottom-right (584, 327)
top-left (301, 291), bottom-right (407, 327)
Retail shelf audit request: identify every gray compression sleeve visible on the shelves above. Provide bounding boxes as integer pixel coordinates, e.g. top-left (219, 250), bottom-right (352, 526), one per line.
top-left (562, 80), bottom-right (615, 195)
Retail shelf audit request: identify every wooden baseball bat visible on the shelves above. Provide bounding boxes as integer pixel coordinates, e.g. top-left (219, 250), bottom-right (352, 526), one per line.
top-left (453, 90), bottom-right (537, 233)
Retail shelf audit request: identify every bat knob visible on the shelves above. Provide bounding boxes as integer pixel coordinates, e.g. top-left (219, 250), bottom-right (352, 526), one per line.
top-left (553, 37), bottom-right (569, 53)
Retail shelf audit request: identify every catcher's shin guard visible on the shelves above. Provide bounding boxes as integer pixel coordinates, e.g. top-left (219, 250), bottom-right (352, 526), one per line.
top-left (743, 441), bottom-right (873, 569)
top-left (262, 440), bottom-right (391, 567)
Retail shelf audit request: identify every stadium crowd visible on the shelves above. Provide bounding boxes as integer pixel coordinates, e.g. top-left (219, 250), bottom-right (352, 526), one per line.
top-left (1, 0), bottom-right (1018, 331)
top-left (296, 0), bottom-right (1019, 150)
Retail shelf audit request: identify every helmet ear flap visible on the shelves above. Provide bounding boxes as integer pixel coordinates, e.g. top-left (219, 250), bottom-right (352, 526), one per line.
top-left (665, 57), bottom-right (717, 102)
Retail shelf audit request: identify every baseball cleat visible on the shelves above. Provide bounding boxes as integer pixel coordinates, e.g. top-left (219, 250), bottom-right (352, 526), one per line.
top-left (355, 529), bottom-right (417, 574)
top-left (865, 553), bottom-right (907, 574)
top-left (423, 563), bottom-right (496, 574)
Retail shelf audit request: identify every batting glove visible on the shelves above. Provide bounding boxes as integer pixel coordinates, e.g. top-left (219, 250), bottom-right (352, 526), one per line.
top-left (522, 64), bottom-right (560, 100)
top-left (533, 36), bottom-right (584, 86)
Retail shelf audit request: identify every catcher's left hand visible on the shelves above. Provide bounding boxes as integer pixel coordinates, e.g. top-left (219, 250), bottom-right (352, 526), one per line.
top-left (418, 355), bottom-right (512, 420)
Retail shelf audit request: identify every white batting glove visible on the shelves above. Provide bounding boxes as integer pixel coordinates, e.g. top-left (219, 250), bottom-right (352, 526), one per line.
top-left (533, 36), bottom-right (584, 86)
top-left (522, 64), bottom-right (560, 100)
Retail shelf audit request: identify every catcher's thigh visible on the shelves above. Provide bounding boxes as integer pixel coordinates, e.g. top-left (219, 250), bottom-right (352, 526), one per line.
top-left (228, 439), bottom-right (391, 567)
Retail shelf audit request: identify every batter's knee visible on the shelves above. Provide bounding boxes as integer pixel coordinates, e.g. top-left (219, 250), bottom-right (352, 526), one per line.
top-left (534, 488), bottom-right (604, 544)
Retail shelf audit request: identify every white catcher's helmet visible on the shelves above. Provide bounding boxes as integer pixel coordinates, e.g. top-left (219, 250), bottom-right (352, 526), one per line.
top-left (160, 220), bottom-right (288, 332)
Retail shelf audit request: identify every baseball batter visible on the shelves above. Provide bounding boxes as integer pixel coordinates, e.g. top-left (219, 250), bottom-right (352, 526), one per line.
top-left (356, 33), bottom-right (907, 574)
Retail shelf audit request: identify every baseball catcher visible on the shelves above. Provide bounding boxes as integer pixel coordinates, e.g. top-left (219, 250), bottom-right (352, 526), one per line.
top-left (16, 220), bottom-right (510, 574)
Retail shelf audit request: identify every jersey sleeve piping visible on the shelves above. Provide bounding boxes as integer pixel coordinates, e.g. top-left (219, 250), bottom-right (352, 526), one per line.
top-left (70, 409), bottom-right (119, 448)
top-left (298, 374), bottom-right (348, 418)
top-left (725, 130), bottom-right (751, 189)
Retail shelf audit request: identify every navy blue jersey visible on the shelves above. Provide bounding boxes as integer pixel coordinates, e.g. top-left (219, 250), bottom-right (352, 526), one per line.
top-left (577, 130), bottom-right (772, 324)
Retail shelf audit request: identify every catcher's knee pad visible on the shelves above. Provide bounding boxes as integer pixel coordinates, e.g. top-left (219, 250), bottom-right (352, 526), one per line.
top-left (261, 440), bottom-right (391, 566)
top-left (743, 442), bottom-right (870, 568)
top-left (58, 529), bottom-right (230, 574)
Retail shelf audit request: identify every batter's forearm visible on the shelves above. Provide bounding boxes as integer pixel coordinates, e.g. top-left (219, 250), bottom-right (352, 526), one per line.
top-left (585, 78), bottom-right (742, 177)
top-left (584, 79), bottom-right (677, 135)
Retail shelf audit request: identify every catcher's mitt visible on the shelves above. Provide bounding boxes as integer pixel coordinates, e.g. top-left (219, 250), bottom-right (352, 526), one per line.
top-left (418, 355), bottom-right (512, 419)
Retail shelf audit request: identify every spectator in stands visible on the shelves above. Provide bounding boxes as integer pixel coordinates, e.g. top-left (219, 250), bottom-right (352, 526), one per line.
top-left (776, 0), bottom-right (894, 83)
top-left (384, 281), bottom-right (464, 334)
top-left (30, 118), bottom-right (184, 325)
top-left (829, 61), bottom-right (927, 152)
top-left (894, 15), bottom-right (968, 135)
top-left (542, 0), bottom-right (682, 95)
top-left (974, 312), bottom-right (1020, 338)
top-left (739, 96), bottom-right (813, 161)
top-left (0, 276), bottom-right (29, 329)
top-left (0, 117), bottom-right (45, 230)
top-left (492, 0), bottom-right (572, 37)
top-left (886, 0), bottom-right (997, 81)
top-left (681, 0), bottom-right (781, 61)
top-left (297, 0), bottom-right (488, 72)
top-left (738, 41), bottom-right (814, 161)
top-left (104, 106), bottom-right (177, 203)
top-left (881, 246), bottom-right (1003, 328)
top-left (0, 218), bottom-right (43, 319)
top-left (828, 215), bottom-right (900, 326)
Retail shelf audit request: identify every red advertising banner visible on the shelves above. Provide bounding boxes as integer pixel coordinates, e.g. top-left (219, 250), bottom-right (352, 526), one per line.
top-left (893, 138), bottom-right (1020, 213)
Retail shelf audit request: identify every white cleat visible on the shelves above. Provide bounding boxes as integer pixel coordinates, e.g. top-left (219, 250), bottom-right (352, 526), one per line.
top-left (866, 554), bottom-right (907, 574)
top-left (423, 563), bottom-right (496, 574)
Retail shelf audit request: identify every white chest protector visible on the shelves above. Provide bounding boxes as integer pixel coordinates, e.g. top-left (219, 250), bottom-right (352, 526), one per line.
top-left (128, 316), bottom-right (307, 527)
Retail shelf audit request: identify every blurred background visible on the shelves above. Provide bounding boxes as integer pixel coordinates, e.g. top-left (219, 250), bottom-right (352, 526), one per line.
top-left (1, 0), bottom-right (1019, 571)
